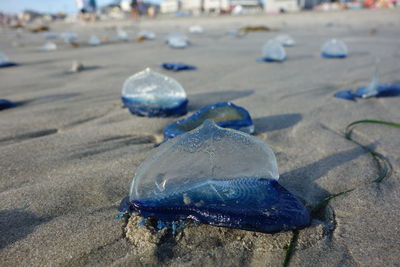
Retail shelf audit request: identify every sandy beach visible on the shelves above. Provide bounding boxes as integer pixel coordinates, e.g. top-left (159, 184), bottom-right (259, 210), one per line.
top-left (1, 8), bottom-right (400, 266)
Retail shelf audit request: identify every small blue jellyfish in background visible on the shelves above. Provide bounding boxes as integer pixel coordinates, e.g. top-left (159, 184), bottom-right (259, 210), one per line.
top-left (39, 42), bottom-right (57, 52)
top-left (189, 25), bottom-right (204, 34)
top-left (259, 40), bottom-right (286, 62)
top-left (0, 99), bottom-right (17, 110)
top-left (0, 52), bottom-right (17, 68)
top-left (62, 32), bottom-right (78, 44)
top-left (321, 39), bottom-right (348, 58)
top-left (121, 68), bottom-right (188, 117)
top-left (88, 35), bottom-right (101, 46)
top-left (137, 31), bottom-right (156, 41)
top-left (117, 28), bottom-right (129, 41)
top-left (275, 34), bottom-right (296, 47)
top-left (43, 32), bottom-right (58, 40)
top-left (161, 63), bottom-right (197, 72)
top-left (163, 102), bottom-right (254, 142)
top-left (119, 120), bottom-right (310, 234)
top-left (166, 32), bottom-right (189, 49)
top-left (334, 62), bottom-right (400, 101)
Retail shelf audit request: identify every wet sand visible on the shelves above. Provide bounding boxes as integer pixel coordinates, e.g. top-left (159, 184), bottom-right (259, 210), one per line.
top-left (1, 8), bottom-right (400, 266)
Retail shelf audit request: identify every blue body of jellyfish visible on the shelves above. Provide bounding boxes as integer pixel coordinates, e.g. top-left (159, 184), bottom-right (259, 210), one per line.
top-left (163, 102), bottom-right (254, 141)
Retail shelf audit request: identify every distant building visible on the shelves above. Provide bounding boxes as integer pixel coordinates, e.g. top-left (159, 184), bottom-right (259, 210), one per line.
top-left (203, 0), bottom-right (230, 13)
top-left (300, 0), bottom-right (326, 9)
top-left (264, 0), bottom-right (300, 13)
top-left (160, 0), bottom-right (179, 13)
top-left (181, 0), bottom-right (261, 14)
top-left (181, 0), bottom-right (202, 14)
top-left (230, 0), bottom-right (261, 7)
top-left (101, 1), bottom-right (160, 17)
top-left (19, 10), bottom-right (42, 23)
top-left (100, 3), bottom-right (125, 18)
top-left (230, 0), bottom-right (262, 13)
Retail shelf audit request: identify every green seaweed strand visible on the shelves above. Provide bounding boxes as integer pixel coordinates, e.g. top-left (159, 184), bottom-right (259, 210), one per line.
top-left (345, 119), bottom-right (399, 183)
top-left (283, 230), bottom-right (299, 267)
top-left (283, 119), bottom-right (399, 267)
top-left (345, 120), bottom-right (400, 138)
top-left (312, 119), bottom-right (399, 211)
top-left (311, 188), bottom-right (355, 214)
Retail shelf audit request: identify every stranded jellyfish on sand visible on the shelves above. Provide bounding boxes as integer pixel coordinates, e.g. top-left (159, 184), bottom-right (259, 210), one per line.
top-left (119, 120), bottom-right (310, 234)
top-left (121, 68), bottom-right (188, 117)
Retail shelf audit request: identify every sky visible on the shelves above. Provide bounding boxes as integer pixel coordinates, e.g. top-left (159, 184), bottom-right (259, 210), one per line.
top-left (0, 0), bottom-right (162, 14)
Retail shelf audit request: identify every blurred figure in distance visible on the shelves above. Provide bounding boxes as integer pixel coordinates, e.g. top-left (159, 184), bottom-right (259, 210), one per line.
top-left (88, 0), bottom-right (97, 22)
top-left (75, 0), bottom-right (87, 21)
top-left (131, 0), bottom-right (139, 19)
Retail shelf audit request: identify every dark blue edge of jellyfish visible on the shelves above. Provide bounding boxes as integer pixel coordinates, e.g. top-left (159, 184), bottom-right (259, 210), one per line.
top-left (121, 97), bottom-right (188, 117)
top-left (161, 63), bottom-right (197, 72)
top-left (321, 52), bottom-right (347, 59)
top-left (0, 62), bottom-right (18, 68)
top-left (118, 178), bottom-right (311, 234)
top-left (257, 57), bottom-right (286, 63)
top-left (163, 102), bottom-right (254, 142)
top-left (334, 83), bottom-right (400, 101)
top-left (0, 99), bottom-right (17, 111)
top-left (334, 90), bottom-right (357, 101)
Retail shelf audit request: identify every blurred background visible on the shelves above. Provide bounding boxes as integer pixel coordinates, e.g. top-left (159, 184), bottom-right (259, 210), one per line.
top-left (0, 0), bottom-right (397, 26)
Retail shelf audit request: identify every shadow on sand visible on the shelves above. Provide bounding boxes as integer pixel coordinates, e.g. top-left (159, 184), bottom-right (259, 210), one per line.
top-left (0, 209), bottom-right (52, 249)
top-left (188, 90), bottom-right (254, 111)
top-left (279, 145), bottom-right (373, 203)
top-left (253, 113), bottom-right (302, 134)
top-left (16, 93), bottom-right (81, 106)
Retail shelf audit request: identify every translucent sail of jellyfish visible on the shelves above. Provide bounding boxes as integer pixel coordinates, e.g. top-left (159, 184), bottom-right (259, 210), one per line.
top-left (361, 58), bottom-right (380, 98)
